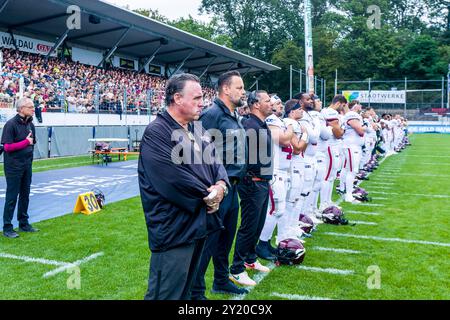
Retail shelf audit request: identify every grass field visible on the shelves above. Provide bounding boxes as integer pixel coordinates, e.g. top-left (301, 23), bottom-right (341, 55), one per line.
top-left (0, 133), bottom-right (449, 300)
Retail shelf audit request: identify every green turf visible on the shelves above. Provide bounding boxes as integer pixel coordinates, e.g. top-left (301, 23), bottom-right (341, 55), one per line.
top-left (0, 154), bottom-right (139, 176)
top-left (0, 133), bottom-right (449, 300)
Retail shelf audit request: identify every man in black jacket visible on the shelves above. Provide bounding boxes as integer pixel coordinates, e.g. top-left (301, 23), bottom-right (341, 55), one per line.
top-left (138, 73), bottom-right (229, 300)
top-left (191, 71), bottom-right (247, 299)
top-left (2, 98), bottom-right (39, 239)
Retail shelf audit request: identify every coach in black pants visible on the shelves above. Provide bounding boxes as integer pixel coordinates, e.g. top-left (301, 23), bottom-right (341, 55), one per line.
top-left (2, 98), bottom-right (39, 239)
top-left (139, 74), bottom-right (229, 300)
top-left (230, 90), bottom-right (274, 286)
top-left (191, 71), bottom-right (248, 299)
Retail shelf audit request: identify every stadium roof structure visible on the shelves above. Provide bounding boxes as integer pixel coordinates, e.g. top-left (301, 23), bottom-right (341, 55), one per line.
top-left (0, 0), bottom-right (280, 78)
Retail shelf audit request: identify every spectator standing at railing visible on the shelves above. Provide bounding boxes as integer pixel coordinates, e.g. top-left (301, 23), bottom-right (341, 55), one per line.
top-left (1, 98), bottom-right (39, 238)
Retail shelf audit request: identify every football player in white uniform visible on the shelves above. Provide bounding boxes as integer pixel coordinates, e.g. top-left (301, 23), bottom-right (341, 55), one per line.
top-left (307, 95), bottom-right (331, 214)
top-left (321, 95), bottom-right (346, 207)
top-left (294, 93), bottom-right (322, 224)
top-left (341, 101), bottom-right (366, 203)
top-left (257, 95), bottom-right (295, 254)
top-left (360, 110), bottom-right (378, 171)
top-left (282, 100), bottom-right (308, 240)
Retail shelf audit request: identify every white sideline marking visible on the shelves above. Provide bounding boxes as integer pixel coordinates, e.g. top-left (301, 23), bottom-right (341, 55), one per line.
top-left (346, 210), bottom-right (380, 216)
top-left (312, 247), bottom-right (361, 254)
top-left (371, 182), bottom-right (394, 186)
top-left (356, 203), bottom-right (385, 207)
top-left (0, 252), bottom-right (67, 267)
top-left (351, 220), bottom-right (377, 226)
top-left (296, 265), bottom-right (355, 275)
top-left (422, 163), bottom-right (450, 166)
top-left (43, 252), bottom-right (104, 278)
top-left (406, 155), bottom-right (450, 158)
top-left (232, 262), bottom-right (275, 300)
top-left (271, 292), bottom-right (332, 300)
top-left (367, 186), bottom-right (392, 190)
top-left (372, 197), bottom-right (389, 200)
top-left (323, 232), bottom-right (450, 247)
top-left (370, 191), bottom-right (450, 199)
top-left (377, 173), bottom-right (450, 178)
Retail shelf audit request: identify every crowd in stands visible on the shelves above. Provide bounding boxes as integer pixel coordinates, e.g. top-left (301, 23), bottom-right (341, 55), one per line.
top-left (0, 48), bottom-right (217, 115)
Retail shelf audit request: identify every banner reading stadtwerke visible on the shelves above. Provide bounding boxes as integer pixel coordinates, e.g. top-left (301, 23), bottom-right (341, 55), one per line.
top-left (342, 90), bottom-right (406, 104)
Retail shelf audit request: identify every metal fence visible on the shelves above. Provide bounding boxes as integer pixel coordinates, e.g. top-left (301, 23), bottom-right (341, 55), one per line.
top-left (333, 77), bottom-right (449, 119)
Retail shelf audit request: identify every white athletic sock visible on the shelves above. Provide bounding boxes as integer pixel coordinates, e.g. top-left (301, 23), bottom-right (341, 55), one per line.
top-left (339, 169), bottom-right (347, 192)
top-left (259, 211), bottom-right (278, 242)
top-left (345, 171), bottom-right (356, 199)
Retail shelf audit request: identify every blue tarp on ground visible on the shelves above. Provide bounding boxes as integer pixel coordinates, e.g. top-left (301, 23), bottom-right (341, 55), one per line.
top-left (0, 161), bottom-right (140, 228)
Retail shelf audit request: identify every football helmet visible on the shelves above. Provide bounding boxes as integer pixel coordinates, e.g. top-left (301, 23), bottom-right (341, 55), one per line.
top-left (353, 187), bottom-right (371, 202)
top-left (275, 238), bottom-right (306, 266)
top-left (298, 214), bottom-right (314, 234)
top-left (322, 206), bottom-right (349, 225)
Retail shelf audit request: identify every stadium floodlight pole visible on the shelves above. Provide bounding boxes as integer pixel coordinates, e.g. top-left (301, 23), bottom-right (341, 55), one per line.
top-left (45, 29), bottom-right (70, 61)
top-left (442, 77), bottom-right (445, 109)
top-left (447, 64), bottom-right (450, 109)
top-left (98, 28), bottom-right (131, 68)
top-left (138, 45), bottom-right (163, 73)
top-left (335, 69), bottom-right (338, 96)
top-left (299, 69), bottom-right (302, 93)
top-left (304, 0), bottom-right (315, 94)
top-left (404, 77), bottom-right (407, 118)
top-left (289, 65), bottom-right (293, 99)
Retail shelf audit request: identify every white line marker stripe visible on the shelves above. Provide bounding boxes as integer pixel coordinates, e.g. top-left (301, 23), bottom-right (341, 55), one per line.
top-left (351, 220), bottom-right (378, 226)
top-left (271, 292), bottom-right (332, 300)
top-left (323, 232), bottom-right (450, 247)
top-left (346, 210), bottom-right (380, 216)
top-left (356, 203), bottom-right (385, 207)
top-left (371, 182), bottom-right (395, 186)
top-left (372, 197), bottom-right (389, 200)
top-left (370, 191), bottom-right (450, 199)
top-left (0, 252), bottom-right (68, 267)
top-left (43, 252), bottom-right (104, 278)
top-left (296, 265), bottom-right (355, 275)
top-left (367, 186), bottom-right (392, 190)
top-left (377, 173), bottom-right (450, 178)
top-left (312, 247), bottom-right (361, 254)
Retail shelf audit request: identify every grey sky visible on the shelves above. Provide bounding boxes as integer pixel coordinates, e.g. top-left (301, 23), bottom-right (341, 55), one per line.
top-left (105, 0), bottom-right (211, 22)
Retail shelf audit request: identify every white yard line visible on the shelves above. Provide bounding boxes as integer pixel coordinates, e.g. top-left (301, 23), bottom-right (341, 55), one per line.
top-left (370, 191), bottom-right (450, 199)
top-left (367, 186), bottom-right (393, 190)
top-left (372, 197), bottom-right (389, 200)
top-left (323, 232), bottom-right (450, 247)
top-left (405, 155), bottom-right (450, 158)
top-left (350, 220), bottom-right (378, 226)
top-left (43, 252), bottom-right (104, 278)
top-left (271, 292), bottom-right (332, 300)
top-left (346, 210), bottom-right (380, 216)
top-left (370, 182), bottom-right (395, 186)
top-left (312, 247), bottom-right (361, 254)
top-left (355, 203), bottom-right (385, 207)
top-left (296, 265), bottom-right (355, 275)
top-left (0, 252), bottom-right (68, 267)
top-left (421, 163), bottom-right (450, 166)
